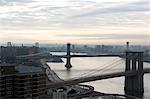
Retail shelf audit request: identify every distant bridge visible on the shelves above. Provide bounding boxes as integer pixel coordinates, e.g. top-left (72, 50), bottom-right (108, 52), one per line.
top-left (16, 52), bottom-right (122, 59)
top-left (63, 54), bottom-right (122, 58)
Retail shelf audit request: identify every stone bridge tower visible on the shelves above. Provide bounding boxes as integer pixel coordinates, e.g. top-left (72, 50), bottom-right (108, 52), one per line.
top-left (125, 52), bottom-right (144, 96)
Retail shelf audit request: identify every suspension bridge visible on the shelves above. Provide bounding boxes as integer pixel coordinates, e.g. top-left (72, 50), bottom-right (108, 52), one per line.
top-left (17, 43), bottom-right (150, 97)
top-left (49, 43), bottom-right (150, 97)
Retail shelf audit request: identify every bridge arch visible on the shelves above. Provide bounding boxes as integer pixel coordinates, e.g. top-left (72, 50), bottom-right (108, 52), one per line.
top-left (125, 52), bottom-right (144, 96)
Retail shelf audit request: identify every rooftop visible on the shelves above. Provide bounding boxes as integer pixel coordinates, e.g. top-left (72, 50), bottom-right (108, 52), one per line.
top-left (0, 63), bottom-right (16, 67)
top-left (15, 65), bottom-right (43, 73)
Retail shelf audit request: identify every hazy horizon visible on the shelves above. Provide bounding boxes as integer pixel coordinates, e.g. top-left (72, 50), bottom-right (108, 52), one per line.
top-left (0, 0), bottom-right (150, 45)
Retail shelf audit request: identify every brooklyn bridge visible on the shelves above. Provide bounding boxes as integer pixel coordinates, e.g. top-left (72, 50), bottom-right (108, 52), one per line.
top-left (16, 43), bottom-right (150, 97)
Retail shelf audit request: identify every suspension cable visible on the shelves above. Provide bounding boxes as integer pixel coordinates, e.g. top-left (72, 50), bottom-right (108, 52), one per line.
top-left (80, 59), bottom-right (123, 78)
top-left (68, 58), bottom-right (120, 79)
top-left (65, 58), bottom-right (122, 80)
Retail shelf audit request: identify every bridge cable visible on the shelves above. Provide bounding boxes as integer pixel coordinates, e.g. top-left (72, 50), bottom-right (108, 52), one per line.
top-left (66, 58), bottom-right (121, 79)
top-left (66, 58), bottom-right (123, 80)
top-left (72, 53), bottom-right (133, 79)
top-left (79, 59), bottom-right (123, 78)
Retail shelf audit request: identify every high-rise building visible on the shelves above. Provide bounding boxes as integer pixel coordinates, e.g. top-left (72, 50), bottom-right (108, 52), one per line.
top-left (35, 42), bottom-right (39, 48)
top-left (0, 46), bottom-right (16, 63)
top-left (0, 64), bottom-right (47, 99)
top-left (7, 42), bottom-right (12, 47)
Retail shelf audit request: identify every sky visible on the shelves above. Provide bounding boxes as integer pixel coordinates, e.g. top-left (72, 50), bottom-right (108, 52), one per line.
top-left (0, 0), bottom-right (150, 45)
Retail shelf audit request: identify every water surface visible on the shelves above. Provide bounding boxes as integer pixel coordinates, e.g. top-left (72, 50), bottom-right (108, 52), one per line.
top-left (48, 52), bottom-right (150, 99)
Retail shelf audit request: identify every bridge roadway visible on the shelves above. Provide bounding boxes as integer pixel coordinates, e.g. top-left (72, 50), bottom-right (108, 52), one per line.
top-left (16, 52), bottom-right (122, 59)
top-left (63, 54), bottom-right (122, 58)
top-left (47, 68), bottom-right (150, 89)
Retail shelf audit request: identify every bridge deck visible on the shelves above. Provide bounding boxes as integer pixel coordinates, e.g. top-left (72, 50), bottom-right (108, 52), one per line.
top-left (64, 54), bottom-right (122, 58)
top-left (16, 53), bottom-right (122, 59)
top-left (48, 69), bottom-right (150, 89)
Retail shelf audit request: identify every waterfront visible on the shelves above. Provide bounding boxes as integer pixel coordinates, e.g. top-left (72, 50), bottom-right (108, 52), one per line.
top-left (48, 52), bottom-right (150, 99)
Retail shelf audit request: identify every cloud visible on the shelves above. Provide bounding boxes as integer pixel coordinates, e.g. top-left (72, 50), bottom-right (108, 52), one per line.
top-left (0, 0), bottom-right (149, 44)
top-left (56, 33), bottom-right (150, 40)
top-left (0, 0), bottom-right (33, 6)
top-left (72, 0), bottom-right (150, 18)
top-left (0, 0), bottom-right (149, 28)
top-left (0, 0), bottom-right (33, 4)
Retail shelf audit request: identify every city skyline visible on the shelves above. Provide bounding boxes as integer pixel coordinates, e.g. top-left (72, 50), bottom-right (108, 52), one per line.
top-left (0, 0), bottom-right (150, 45)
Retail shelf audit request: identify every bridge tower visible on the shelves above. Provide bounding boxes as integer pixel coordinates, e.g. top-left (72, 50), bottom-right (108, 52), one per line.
top-left (126, 41), bottom-right (129, 51)
top-left (124, 52), bottom-right (144, 96)
top-left (65, 43), bottom-right (72, 70)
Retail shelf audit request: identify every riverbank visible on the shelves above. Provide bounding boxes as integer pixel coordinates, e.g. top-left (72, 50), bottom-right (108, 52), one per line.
top-left (40, 59), bottom-right (98, 98)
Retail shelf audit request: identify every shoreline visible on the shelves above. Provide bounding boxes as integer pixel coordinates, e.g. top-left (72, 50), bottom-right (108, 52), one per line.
top-left (40, 59), bottom-right (96, 98)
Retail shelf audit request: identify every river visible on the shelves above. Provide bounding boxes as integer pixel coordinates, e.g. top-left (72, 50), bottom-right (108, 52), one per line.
top-left (48, 52), bottom-right (150, 99)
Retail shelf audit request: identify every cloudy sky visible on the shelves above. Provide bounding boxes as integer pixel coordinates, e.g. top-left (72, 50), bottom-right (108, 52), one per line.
top-left (0, 0), bottom-right (149, 45)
